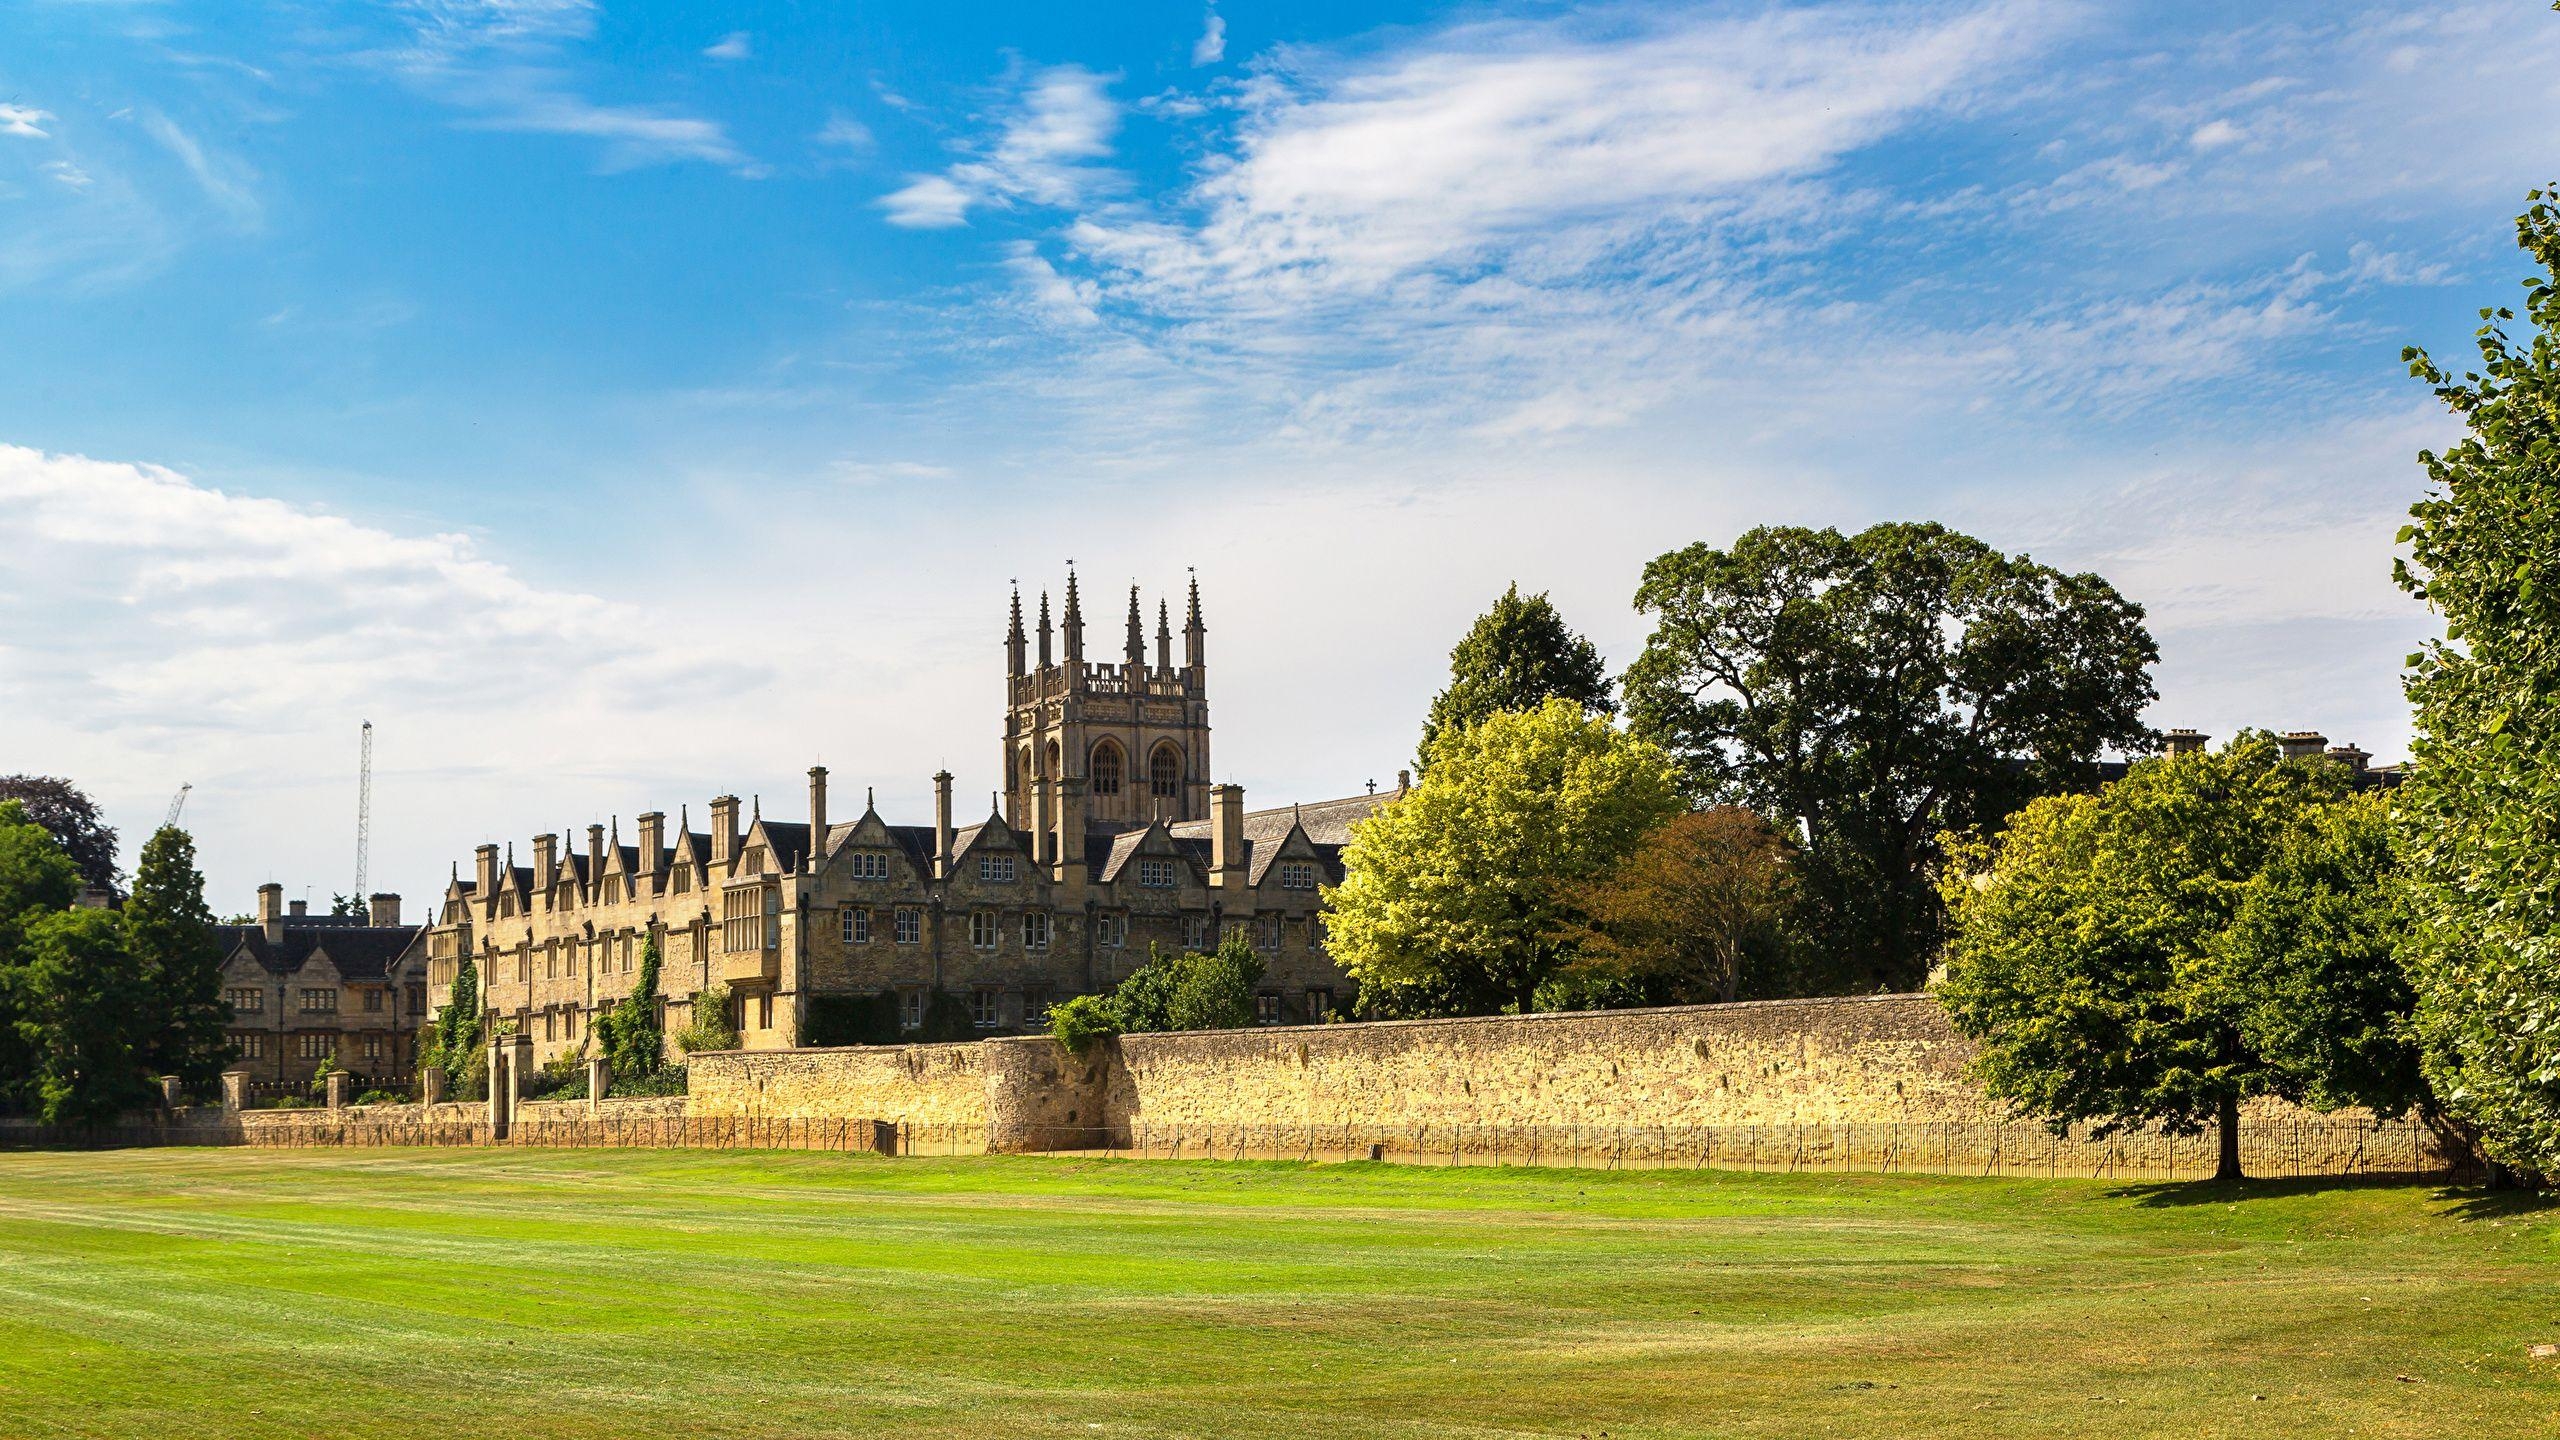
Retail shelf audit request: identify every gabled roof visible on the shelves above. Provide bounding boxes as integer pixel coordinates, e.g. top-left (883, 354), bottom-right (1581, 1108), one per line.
top-left (217, 923), bottom-right (426, 982)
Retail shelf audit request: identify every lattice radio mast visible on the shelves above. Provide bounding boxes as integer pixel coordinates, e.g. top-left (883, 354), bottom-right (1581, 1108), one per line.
top-left (354, 720), bottom-right (373, 902)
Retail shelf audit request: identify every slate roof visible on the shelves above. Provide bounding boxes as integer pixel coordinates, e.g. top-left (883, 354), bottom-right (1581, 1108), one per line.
top-left (216, 923), bottom-right (425, 982)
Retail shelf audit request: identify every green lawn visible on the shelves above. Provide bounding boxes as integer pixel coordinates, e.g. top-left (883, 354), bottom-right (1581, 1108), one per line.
top-left (0, 1149), bottom-right (2550, 1438)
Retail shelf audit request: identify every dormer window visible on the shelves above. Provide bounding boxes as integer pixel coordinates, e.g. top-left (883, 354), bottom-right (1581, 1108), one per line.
top-left (1279, 861), bottom-right (1316, 890)
top-left (848, 852), bottom-right (890, 881)
top-left (1138, 858), bottom-right (1177, 889)
top-left (979, 855), bottom-right (1017, 883)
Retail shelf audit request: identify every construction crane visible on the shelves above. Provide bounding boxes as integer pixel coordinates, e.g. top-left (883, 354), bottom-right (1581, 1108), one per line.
top-left (164, 783), bottom-right (191, 828)
top-left (354, 720), bottom-right (373, 902)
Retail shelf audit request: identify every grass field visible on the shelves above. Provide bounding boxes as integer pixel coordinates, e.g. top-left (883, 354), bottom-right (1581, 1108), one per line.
top-left (0, 1149), bottom-right (2551, 1439)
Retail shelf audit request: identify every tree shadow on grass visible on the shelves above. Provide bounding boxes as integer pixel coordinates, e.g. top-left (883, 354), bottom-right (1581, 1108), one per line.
top-left (2101, 1172), bottom-right (2554, 1219)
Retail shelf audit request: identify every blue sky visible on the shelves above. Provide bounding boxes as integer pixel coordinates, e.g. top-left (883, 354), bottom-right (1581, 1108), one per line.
top-left (3, 0), bottom-right (2554, 911)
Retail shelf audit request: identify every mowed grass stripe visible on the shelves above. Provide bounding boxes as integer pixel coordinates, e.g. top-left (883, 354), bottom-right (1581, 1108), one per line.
top-left (0, 1148), bottom-right (2547, 1440)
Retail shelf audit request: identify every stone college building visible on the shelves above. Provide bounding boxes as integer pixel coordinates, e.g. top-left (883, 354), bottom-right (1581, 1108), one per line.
top-left (426, 574), bottom-right (1396, 1068)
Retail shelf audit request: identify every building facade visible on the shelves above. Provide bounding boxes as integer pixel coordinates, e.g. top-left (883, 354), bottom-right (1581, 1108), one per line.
top-left (217, 887), bottom-right (428, 1084)
top-left (425, 575), bottom-right (1397, 1070)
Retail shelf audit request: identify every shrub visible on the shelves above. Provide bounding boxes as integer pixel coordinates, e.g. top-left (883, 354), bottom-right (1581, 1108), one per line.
top-left (353, 1088), bottom-right (403, 1107)
top-left (591, 934), bottom-right (666, 1079)
top-left (675, 983), bottom-right (741, 1055)
top-left (1047, 993), bottom-right (1121, 1053)
top-left (608, 1064), bottom-right (687, 1098)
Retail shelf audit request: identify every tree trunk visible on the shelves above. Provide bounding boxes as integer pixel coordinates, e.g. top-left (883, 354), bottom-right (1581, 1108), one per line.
top-left (2214, 1089), bottom-right (2243, 1183)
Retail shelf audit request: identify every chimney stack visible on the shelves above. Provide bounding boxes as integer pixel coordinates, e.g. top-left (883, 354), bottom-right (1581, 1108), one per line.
top-left (368, 893), bottom-right (401, 928)
top-left (1054, 776), bottom-right (1087, 890)
top-left (257, 883), bottom-right (284, 944)
top-left (2163, 728), bottom-right (2209, 758)
top-left (289, 898), bottom-right (308, 918)
top-left (807, 766), bottom-right (829, 872)
top-left (933, 770), bottom-right (955, 880)
top-left (533, 832), bottom-right (559, 896)
top-left (635, 812), bottom-right (664, 896)
top-left (2278, 731), bottom-right (2328, 762)
top-left (474, 844), bottom-right (499, 903)
top-left (2327, 743), bottom-right (2371, 775)
top-left (586, 824), bottom-right (604, 898)
top-left (709, 795), bottom-right (740, 868)
top-left (1210, 783), bottom-right (1246, 889)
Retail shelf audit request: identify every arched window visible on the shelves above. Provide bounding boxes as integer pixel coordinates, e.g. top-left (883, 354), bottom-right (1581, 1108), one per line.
top-left (1044, 739), bottom-right (1061, 778)
top-left (1149, 743), bottom-right (1183, 800)
top-left (1091, 740), bottom-right (1124, 796)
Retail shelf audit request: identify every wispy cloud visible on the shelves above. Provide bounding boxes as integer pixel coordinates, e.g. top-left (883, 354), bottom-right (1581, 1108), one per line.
top-left (379, 0), bottom-right (753, 172)
top-left (703, 31), bottom-right (752, 63)
top-left (0, 104), bottom-right (52, 140)
top-left (1193, 7), bottom-right (1227, 66)
top-left (136, 110), bottom-right (262, 230)
top-left (880, 64), bottom-right (1118, 228)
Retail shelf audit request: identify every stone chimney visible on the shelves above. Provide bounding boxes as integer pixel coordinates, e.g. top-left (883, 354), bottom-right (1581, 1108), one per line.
top-left (709, 795), bottom-right (740, 868)
top-left (2278, 731), bottom-right (2328, 761)
top-left (2163, 728), bottom-right (2208, 757)
top-left (635, 812), bottom-right (664, 896)
top-left (289, 898), bottom-right (308, 918)
top-left (2327, 743), bottom-right (2370, 775)
top-left (585, 823), bottom-right (604, 898)
top-left (532, 832), bottom-right (558, 896)
top-left (933, 770), bottom-right (955, 880)
top-left (1209, 783), bottom-right (1247, 889)
top-left (807, 767), bottom-right (828, 873)
top-left (474, 844), bottom-right (499, 901)
top-left (1054, 776), bottom-right (1087, 889)
top-left (368, 893), bottom-right (401, 927)
top-left (258, 882), bottom-right (284, 944)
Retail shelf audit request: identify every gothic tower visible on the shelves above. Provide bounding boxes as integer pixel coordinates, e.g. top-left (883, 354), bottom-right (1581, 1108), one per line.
top-left (1005, 568), bottom-right (1212, 831)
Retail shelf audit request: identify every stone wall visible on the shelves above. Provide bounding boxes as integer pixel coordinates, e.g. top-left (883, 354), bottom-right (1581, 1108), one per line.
top-left (1112, 994), bottom-right (1988, 1130)
top-left (685, 1042), bottom-right (988, 1123)
top-left (677, 993), bottom-right (2459, 1173)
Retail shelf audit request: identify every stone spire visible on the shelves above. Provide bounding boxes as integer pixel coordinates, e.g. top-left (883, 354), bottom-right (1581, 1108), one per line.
top-left (1125, 584), bottom-right (1145, 668)
top-left (1062, 566), bottom-right (1085, 664)
top-left (1156, 598), bottom-right (1173, 672)
top-left (1037, 590), bottom-right (1053, 669)
top-left (1183, 567), bottom-right (1205, 672)
top-left (1006, 584), bottom-right (1027, 677)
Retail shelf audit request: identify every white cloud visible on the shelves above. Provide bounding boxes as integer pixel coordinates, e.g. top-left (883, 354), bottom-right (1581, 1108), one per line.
top-left (814, 113), bottom-right (872, 151)
top-left (881, 174), bottom-right (972, 228)
top-left (2190, 117), bottom-right (2243, 149)
top-left (42, 160), bottom-right (91, 191)
top-left (1083, 3), bottom-right (2051, 298)
top-left (0, 104), bottom-right (52, 139)
top-left (704, 31), bottom-right (751, 62)
top-left (1193, 8), bottom-right (1227, 66)
top-left (376, 0), bottom-right (753, 172)
top-left (832, 459), bottom-right (954, 485)
top-left (879, 64), bottom-right (1118, 228)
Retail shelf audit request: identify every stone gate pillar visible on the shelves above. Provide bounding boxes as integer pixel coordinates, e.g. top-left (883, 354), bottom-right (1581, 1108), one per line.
top-left (220, 1070), bottom-right (248, 1115)
top-left (325, 1071), bottom-right (352, 1110)
top-left (159, 1075), bottom-right (183, 1111)
top-left (587, 1056), bottom-right (609, 1116)
top-left (486, 1037), bottom-right (511, 1138)
top-left (420, 1065), bottom-right (447, 1106)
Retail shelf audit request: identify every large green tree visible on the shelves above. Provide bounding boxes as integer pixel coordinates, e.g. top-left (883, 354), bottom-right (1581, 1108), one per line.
top-left (13, 908), bottom-right (156, 1125)
top-left (1939, 737), bottom-right (2418, 1181)
top-left (123, 825), bottom-right (231, 1097)
top-left (0, 776), bottom-right (119, 899)
top-left (2394, 185), bottom-right (2560, 1180)
top-left (1329, 697), bottom-right (1681, 1016)
top-left (1622, 522), bottom-right (2158, 990)
top-left (0, 800), bottom-right (83, 1111)
top-left (1418, 584), bottom-right (1614, 764)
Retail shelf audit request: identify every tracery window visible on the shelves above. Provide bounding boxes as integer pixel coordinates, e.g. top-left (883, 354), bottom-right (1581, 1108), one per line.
top-left (1091, 740), bottom-right (1124, 796)
top-left (1149, 744), bottom-right (1182, 800)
